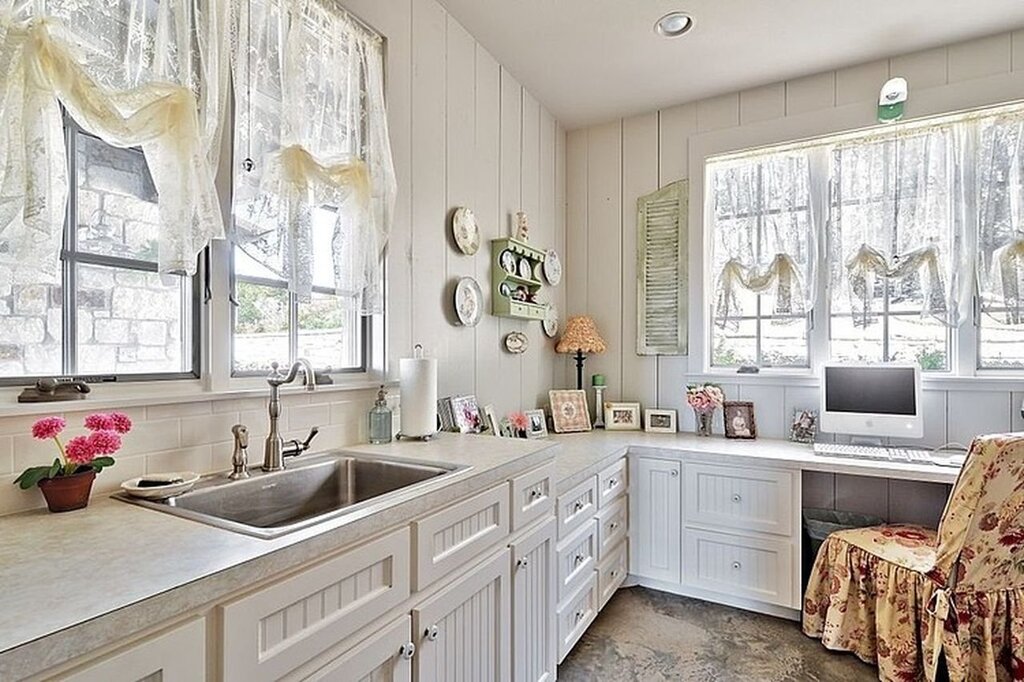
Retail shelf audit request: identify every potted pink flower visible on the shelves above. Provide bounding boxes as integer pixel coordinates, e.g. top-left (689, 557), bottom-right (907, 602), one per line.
top-left (13, 412), bottom-right (132, 512)
top-left (686, 383), bottom-right (724, 437)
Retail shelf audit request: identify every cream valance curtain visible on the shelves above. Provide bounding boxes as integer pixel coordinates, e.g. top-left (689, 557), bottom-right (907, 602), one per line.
top-left (708, 151), bottom-right (818, 327)
top-left (231, 0), bottom-right (396, 314)
top-left (0, 0), bottom-right (229, 285)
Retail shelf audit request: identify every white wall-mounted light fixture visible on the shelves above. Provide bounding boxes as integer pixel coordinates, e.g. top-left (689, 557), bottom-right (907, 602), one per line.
top-left (654, 11), bottom-right (694, 38)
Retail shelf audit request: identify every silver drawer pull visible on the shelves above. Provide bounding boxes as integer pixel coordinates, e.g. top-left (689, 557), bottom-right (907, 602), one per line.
top-left (607, 478), bottom-right (617, 489)
top-left (517, 557), bottom-right (530, 570)
top-left (426, 625), bottom-right (439, 641)
top-left (732, 561), bottom-right (742, 570)
top-left (609, 522), bottom-right (619, 531)
top-left (530, 489), bottom-right (541, 499)
top-left (610, 569), bottom-right (618, 579)
top-left (574, 554), bottom-right (585, 565)
top-left (732, 494), bottom-right (742, 503)
top-left (574, 500), bottom-right (585, 512)
top-left (574, 610), bottom-right (584, 623)
top-left (400, 642), bottom-right (416, 660)
top-left (670, 469), bottom-right (679, 477)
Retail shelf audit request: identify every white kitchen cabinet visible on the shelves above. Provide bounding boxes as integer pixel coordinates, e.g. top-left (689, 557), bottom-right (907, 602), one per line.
top-left (596, 458), bottom-right (627, 508)
top-left (510, 464), bottom-right (555, 531)
top-left (61, 618), bottom-right (205, 682)
top-left (510, 518), bottom-right (557, 682)
top-left (683, 529), bottom-right (793, 607)
top-left (597, 540), bottom-right (628, 610)
top-left (556, 476), bottom-right (598, 540)
top-left (301, 615), bottom-right (413, 682)
top-left (684, 463), bottom-right (794, 537)
top-left (413, 548), bottom-right (512, 682)
top-left (555, 518), bottom-right (598, 604)
top-left (633, 457), bottom-right (682, 583)
top-left (595, 495), bottom-right (628, 560)
top-left (555, 573), bottom-right (597, 663)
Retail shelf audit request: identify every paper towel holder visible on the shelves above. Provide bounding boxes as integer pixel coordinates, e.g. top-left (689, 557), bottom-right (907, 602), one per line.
top-left (397, 344), bottom-right (440, 441)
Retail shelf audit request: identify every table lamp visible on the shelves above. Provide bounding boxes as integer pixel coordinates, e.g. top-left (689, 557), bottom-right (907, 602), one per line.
top-left (556, 316), bottom-right (607, 390)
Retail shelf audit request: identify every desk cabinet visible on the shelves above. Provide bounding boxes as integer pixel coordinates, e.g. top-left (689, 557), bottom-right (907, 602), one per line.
top-left (634, 457), bottom-right (682, 583)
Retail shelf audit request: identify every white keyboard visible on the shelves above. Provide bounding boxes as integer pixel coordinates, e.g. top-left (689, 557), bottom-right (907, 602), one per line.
top-left (812, 442), bottom-right (934, 464)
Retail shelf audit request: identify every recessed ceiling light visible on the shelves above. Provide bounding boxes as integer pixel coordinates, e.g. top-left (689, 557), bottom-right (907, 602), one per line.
top-left (654, 11), bottom-right (693, 38)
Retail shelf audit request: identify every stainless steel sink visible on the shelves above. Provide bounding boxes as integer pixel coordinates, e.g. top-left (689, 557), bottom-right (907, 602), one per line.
top-left (114, 452), bottom-right (468, 538)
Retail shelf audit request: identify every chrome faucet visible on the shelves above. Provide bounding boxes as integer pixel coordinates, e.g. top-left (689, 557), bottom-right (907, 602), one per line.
top-left (263, 359), bottom-right (319, 472)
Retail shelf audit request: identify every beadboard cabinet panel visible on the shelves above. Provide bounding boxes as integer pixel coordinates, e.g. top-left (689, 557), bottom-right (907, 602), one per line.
top-left (301, 616), bottom-right (413, 682)
top-left (633, 457), bottom-right (682, 583)
top-left (61, 619), bottom-right (205, 682)
top-left (511, 518), bottom-right (558, 682)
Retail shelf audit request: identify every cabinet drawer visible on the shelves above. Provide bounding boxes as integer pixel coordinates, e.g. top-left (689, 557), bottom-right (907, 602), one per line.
top-left (598, 540), bottom-right (628, 610)
top-left (63, 618), bottom-right (205, 682)
top-left (596, 496), bottom-right (628, 561)
top-left (684, 463), bottom-right (794, 537)
top-left (221, 528), bottom-right (411, 681)
top-left (556, 573), bottom-right (597, 663)
top-left (597, 458), bottom-right (627, 508)
top-left (413, 483), bottom-right (510, 590)
top-left (683, 529), bottom-right (793, 607)
top-left (556, 519), bottom-right (597, 605)
top-left (300, 615), bottom-right (412, 682)
top-left (557, 476), bottom-right (598, 540)
top-left (510, 463), bottom-right (555, 531)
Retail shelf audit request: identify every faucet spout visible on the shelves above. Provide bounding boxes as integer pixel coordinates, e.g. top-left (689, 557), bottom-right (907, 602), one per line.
top-left (263, 359), bottom-right (318, 472)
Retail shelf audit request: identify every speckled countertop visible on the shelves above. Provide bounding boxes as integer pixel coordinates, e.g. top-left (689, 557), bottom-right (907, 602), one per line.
top-left (0, 434), bottom-right (557, 680)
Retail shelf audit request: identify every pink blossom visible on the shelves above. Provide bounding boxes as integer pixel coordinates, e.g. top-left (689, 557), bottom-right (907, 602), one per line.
top-left (109, 412), bottom-right (133, 434)
top-left (87, 430), bottom-right (121, 455)
top-left (84, 413), bottom-right (115, 431)
top-left (65, 435), bottom-right (97, 465)
top-left (31, 416), bottom-right (66, 440)
top-left (509, 411), bottom-right (529, 431)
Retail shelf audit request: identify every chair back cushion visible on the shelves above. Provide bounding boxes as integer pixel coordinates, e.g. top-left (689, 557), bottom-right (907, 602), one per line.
top-left (930, 433), bottom-right (1024, 592)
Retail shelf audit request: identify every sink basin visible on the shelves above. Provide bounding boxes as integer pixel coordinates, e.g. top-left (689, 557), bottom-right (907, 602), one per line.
top-left (115, 452), bottom-right (467, 538)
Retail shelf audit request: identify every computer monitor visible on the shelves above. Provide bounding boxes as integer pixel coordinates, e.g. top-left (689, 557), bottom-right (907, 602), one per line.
top-left (820, 363), bottom-right (923, 441)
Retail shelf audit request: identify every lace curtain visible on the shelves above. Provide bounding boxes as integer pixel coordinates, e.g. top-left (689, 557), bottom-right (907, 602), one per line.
top-left (829, 126), bottom-right (963, 326)
top-left (0, 0), bottom-right (229, 286)
top-left (976, 113), bottom-right (1024, 323)
top-left (709, 151), bottom-right (818, 327)
top-left (231, 0), bottom-right (396, 314)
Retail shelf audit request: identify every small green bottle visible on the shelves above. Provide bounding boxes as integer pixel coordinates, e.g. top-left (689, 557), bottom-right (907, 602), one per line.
top-left (369, 385), bottom-right (393, 444)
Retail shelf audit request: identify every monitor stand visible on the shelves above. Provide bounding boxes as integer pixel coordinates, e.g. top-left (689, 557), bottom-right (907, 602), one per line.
top-left (849, 436), bottom-right (885, 448)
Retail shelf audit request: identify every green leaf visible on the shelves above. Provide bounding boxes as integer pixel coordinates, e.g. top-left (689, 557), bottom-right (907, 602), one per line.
top-left (13, 466), bottom-right (53, 490)
top-left (48, 458), bottom-right (62, 479)
top-left (90, 457), bottom-right (115, 471)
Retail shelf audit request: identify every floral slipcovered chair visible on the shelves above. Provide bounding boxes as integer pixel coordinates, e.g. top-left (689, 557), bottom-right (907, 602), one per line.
top-left (803, 433), bottom-right (1024, 682)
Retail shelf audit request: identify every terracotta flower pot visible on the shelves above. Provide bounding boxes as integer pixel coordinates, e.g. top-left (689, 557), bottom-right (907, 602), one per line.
top-left (38, 469), bottom-right (96, 513)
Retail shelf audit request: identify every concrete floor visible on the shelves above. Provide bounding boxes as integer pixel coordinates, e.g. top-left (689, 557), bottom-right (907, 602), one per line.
top-left (558, 587), bottom-right (878, 681)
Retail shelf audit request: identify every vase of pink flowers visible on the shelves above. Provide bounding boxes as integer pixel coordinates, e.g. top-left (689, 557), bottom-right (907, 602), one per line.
top-left (14, 412), bottom-right (132, 513)
top-left (686, 383), bottom-right (724, 437)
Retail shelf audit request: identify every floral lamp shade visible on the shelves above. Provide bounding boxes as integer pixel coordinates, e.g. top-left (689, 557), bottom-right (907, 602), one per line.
top-left (557, 316), bottom-right (606, 389)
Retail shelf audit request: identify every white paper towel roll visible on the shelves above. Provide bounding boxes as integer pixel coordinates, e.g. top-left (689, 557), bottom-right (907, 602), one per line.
top-left (399, 356), bottom-right (438, 437)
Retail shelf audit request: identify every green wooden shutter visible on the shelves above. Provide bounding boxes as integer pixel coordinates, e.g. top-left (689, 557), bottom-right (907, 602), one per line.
top-left (637, 180), bottom-right (688, 356)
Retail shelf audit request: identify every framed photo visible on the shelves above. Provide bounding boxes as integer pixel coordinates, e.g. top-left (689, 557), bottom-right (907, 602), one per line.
top-left (723, 401), bottom-right (757, 439)
top-left (483, 404), bottom-right (500, 436)
top-left (605, 402), bottom-right (641, 431)
top-left (549, 390), bottom-right (592, 433)
top-left (790, 409), bottom-right (818, 444)
top-left (450, 395), bottom-right (483, 433)
top-left (524, 409), bottom-right (548, 438)
top-left (644, 409), bottom-right (677, 434)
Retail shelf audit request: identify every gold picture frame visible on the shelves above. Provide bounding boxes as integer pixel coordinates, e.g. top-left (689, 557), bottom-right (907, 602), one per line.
top-left (548, 390), bottom-right (592, 433)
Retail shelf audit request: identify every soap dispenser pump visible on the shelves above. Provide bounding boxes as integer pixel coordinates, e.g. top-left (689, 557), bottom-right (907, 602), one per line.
top-left (369, 385), bottom-right (393, 444)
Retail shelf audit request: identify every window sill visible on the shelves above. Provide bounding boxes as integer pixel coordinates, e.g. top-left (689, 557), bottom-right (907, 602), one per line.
top-left (0, 375), bottom-right (393, 417)
top-left (688, 370), bottom-right (1024, 392)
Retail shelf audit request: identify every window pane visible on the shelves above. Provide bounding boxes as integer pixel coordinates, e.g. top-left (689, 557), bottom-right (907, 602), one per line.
top-left (233, 280), bottom-right (289, 373)
top-left (298, 292), bottom-right (360, 370)
top-left (830, 316), bottom-right (884, 364)
top-left (0, 270), bottom-right (62, 377)
top-left (75, 133), bottom-right (160, 261)
top-left (711, 319), bottom-right (757, 367)
top-left (888, 315), bottom-right (949, 370)
top-left (761, 317), bottom-right (809, 367)
top-left (76, 264), bottom-right (191, 374)
top-left (979, 312), bottom-right (1024, 369)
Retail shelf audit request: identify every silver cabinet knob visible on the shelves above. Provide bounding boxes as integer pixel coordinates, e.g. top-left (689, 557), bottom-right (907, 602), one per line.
top-left (670, 469), bottom-right (679, 477)
top-left (608, 478), bottom-right (617, 489)
top-left (517, 557), bottom-right (530, 570)
top-left (610, 569), bottom-right (618, 579)
top-left (400, 642), bottom-right (416, 660)
top-left (530, 489), bottom-right (541, 499)
top-left (732, 493), bottom-right (742, 503)
top-left (574, 610), bottom-right (584, 623)
top-left (732, 561), bottom-right (742, 570)
top-left (574, 554), bottom-right (585, 566)
top-left (574, 500), bottom-right (585, 512)
top-left (426, 625), bottom-right (439, 641)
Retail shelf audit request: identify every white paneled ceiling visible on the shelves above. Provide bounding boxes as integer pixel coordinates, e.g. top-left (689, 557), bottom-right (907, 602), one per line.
top-left (437, 0), bottom-right (1024, 128)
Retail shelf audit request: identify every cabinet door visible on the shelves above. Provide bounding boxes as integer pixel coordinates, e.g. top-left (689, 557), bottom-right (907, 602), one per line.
top-left (633, 457), bottom-right (682, 583)
top-left (413, 548), bottom-right (511, 682)
top-left (511, 518), bottom-right (557, 682)
top-left (301, 616), bottom-right (413, 682)
top-left (62, 618), bottom-right (205, 682)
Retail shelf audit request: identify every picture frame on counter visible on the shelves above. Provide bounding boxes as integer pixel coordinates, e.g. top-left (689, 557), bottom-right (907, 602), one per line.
top-left (790, 409), bottom-right (818, 444)
top-left (483, 404), bottom-right (500, 436)
top-left (644, 408), bottom-right (678, 434)
top-left (450, 395), bottom-right (484, 433)
top-left (524, 409), bottom-right (548, 438)
top-left (605, 402), bottom-right (641, 431)
top-left (723, 400), bottom-right (757, 439)
top-left (549, 389), bottom-right (592, 433)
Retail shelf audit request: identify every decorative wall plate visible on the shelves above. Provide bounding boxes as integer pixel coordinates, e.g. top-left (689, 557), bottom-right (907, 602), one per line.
top-left (517, 257), bottom-right (533, 280)
top-left (499, 282), bottom-right (513, 297)
top-left (500, 249), bottom-right (517, 274)
top-left (452, 207), bottom-right (480, 255)
top-left (504, 331), bottom-right (529, 354)
top-left (543, 306), bottom-right (559, 338)
top-left (454, 277), bottom-right (483, 326)
top-left (543, 249), bottom-right (562, 285)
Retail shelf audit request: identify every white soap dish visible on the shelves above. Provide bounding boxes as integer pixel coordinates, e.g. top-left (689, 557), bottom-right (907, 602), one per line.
top-left (120, 472), bottom-right (200, 500)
